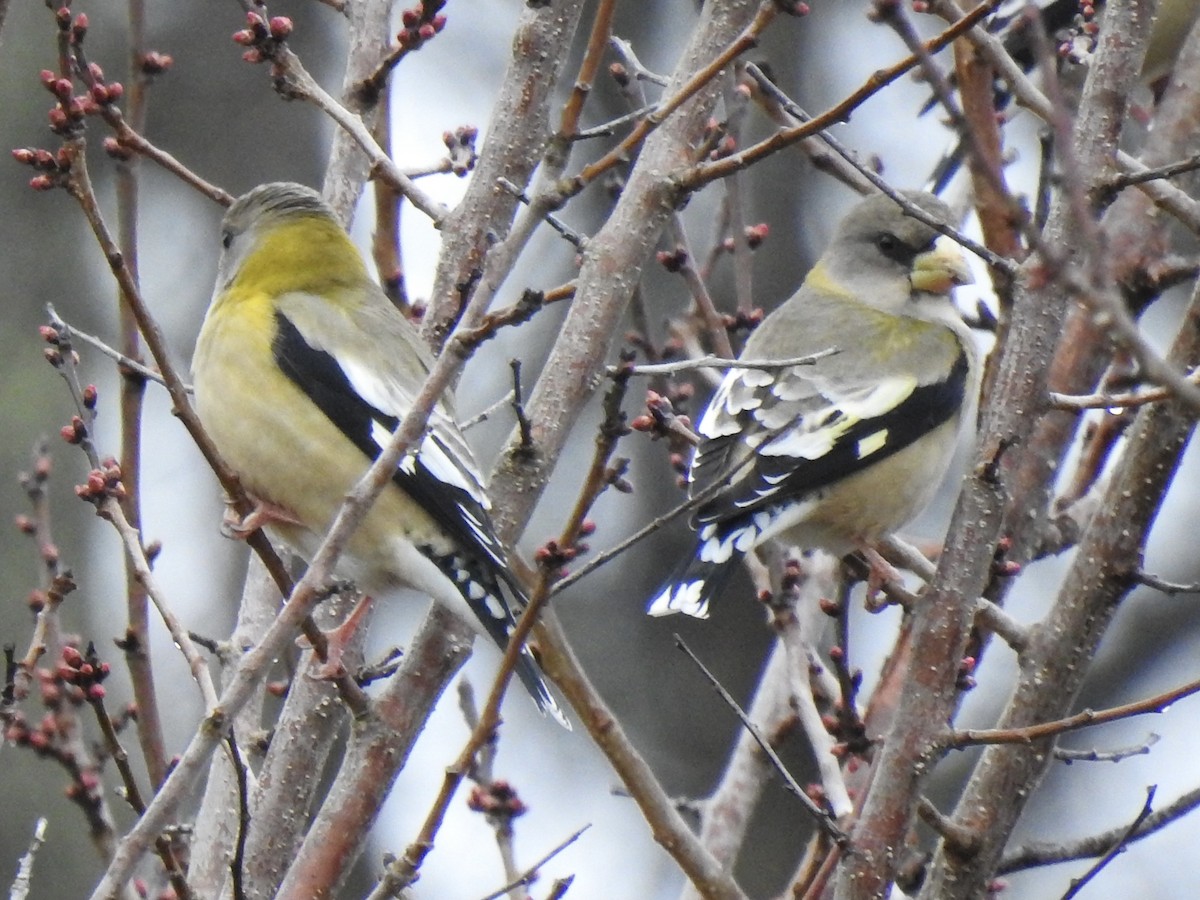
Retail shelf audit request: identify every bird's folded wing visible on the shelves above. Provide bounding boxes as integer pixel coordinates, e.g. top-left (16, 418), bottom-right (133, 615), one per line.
top-left (691, 353), bottom-right (970, 526)
top-left (271, 298), bottom-right (508, 574)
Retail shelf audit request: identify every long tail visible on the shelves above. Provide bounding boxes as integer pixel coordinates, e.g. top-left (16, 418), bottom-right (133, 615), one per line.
top-left (647, 549), bottom-right (744, 619)
top-left (426, 548), bottom-right (570, 729)
top-left (514, 647), bottom-right (569, 729)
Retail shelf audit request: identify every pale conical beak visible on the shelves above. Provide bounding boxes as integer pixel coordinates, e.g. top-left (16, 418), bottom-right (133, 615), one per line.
top-left (911, 236), bottom-right (974, 295)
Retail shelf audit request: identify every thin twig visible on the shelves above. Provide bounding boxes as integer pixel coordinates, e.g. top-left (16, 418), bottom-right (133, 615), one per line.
top-left (567, 3), bottom-right (779, 196)
top-left (1048, 371), bottom-right (1200, 410)
top-left (497, 177), bottom-right (586, 248)
top-left (475, 826), bottom-right (591, 900)
top-left (46, 308), bottom-right (170, 387)
top-left (381, 365), bottom-right (637, 893)
top-left (1000, 782), bottom-right (1200, 874)
top-left (1101, 153), bottom-right (1200, 194)
top-left (1136, 571), bottom-right (1200, 596)
top-left (950, 674), bottom-right (1200, 748)
top-left (1061, 786), bottom-right (1156, 899)
top-left (674, 636), bottom-right (848, 844)
top-left (1055, 733), bottom-right (1159, 764)
top-left (272, 48), bottom-right (449, 224)
top-left (608, 349), bottom-right (837, 377)
top-left (9, 818), bottom-right (48, 900)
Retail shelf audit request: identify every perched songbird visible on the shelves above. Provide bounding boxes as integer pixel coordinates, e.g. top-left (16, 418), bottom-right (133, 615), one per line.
top-left (650, 191), bottom-right (979, 618)
top-left (192, 182), bottom-right (565, 725)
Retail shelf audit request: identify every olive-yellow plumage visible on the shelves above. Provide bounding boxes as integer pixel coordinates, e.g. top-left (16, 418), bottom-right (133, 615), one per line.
top-left (192, 182), bottom-right (564, 724)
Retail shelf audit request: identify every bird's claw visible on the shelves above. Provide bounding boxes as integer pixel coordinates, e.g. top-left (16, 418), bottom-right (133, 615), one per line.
top-left (220, 497), bottom-right (303, 539)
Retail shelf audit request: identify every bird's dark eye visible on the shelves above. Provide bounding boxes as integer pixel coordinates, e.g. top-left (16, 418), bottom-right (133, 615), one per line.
top-left (221, 230), bottom-right (233, 250)
top-left (874, 232), bottom-right (912, 265)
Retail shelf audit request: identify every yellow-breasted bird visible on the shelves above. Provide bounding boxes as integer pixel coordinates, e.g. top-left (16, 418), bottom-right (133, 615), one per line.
top-left (192, 182), bottom-right (565, 725)
top-left (650, 191), bottom-right (979, 618)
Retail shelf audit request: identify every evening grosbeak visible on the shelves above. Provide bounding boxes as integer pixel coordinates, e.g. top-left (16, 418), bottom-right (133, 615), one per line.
top-left (650, 191), bottom-right (978, 618)
top-left (192, 182), bottom-right (565, 724)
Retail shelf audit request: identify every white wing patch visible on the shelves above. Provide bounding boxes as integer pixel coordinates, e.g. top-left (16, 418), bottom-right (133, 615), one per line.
top-left (340, 356), bottom-right (407, 421)
top-left (339, 355), bottom-right (492, 513)
top-left (371, 418), bottom-right (394, 454)
top-left (758, 375), bottom-right (917, 459)
top-left (856, 428), bottom-right (889, 459)
top-left (419, 434), bottom-right (487, 505)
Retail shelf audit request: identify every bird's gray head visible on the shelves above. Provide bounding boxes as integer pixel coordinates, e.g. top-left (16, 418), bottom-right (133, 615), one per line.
top-left (214, 182), bottom-right (338, 292)
top-left (821, 190), bottom-right (971, 311)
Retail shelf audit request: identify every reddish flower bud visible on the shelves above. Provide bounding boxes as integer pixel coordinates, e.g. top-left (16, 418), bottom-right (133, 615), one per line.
top-left (417, 22), bottom-right (436, 40)
top-left (818, 597), bottom-right (842, 616)
top-left (629, 415), bottom-right (654, 432)
top-left (242, 48), bottom-right (263, 64)
top-left (268, 16), bottom-right (293, 39)
top-left (63, 416), bottom-right (85, 443)
top-left (105, 82), bottom-right (124, 102)
top-left (87, 684), bottom-right (106, 701)
top-left (744, 222), bottom-right (770, 248)
top-left (994, 559), bottom-right (1021, 577)
top-left (140, 51), bottom-right (174, 74)
top-left (103, 137), bottom-right (132, 160)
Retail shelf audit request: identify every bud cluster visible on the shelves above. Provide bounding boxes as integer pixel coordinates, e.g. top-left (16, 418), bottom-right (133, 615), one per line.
top-left (34, 54), bottom-right (125, 141)
top-left (11, 145), bottom-right (72, 191)
top-left (442, 125), bottom-right (478, 177)
top-left (39, 323), bottom-right (79, 368)
top-left (3, 643), bottom-right (114, 814)
top-left (57, 644), bottom-right (112, 702)
top-left (397, 1), bottom-right (448, 52)
top-left (467, 779), bottom-right (528, 820)
top-left (75, 458), bottom-right (127, 503)
top-left (232, 12), bottom-right (294, 64)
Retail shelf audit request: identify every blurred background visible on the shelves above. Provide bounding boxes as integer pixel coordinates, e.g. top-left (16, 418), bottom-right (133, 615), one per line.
top-left (2, 1), bottom-right (1199, 897)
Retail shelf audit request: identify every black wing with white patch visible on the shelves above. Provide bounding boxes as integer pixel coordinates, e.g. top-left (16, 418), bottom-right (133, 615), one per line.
top-left (692, 351), bottom-right (970, 529)
top-left (649, 351), bottom-right (969, 620)
top-left (272, 310), bottom-right (506, 573)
